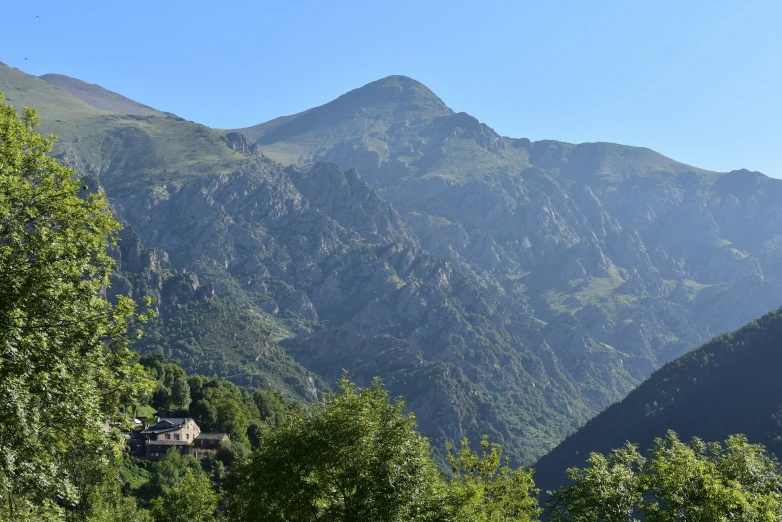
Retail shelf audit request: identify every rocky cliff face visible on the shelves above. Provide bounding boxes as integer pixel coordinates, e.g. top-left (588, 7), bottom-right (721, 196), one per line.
top-left (107, 156), bottom-right (607, 463)
top-left (107, 221), bottom-right (323, 400)
top-left (237, 77), bottom-right (782, 395)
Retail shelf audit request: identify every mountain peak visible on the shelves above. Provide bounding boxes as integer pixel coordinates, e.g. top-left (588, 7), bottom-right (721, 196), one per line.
top-left (349, 74), bottom-right (442, 101)
top-left (235, 75), bottom-right (453, 161)
top-left (318, 74), bottom-right (451, 120)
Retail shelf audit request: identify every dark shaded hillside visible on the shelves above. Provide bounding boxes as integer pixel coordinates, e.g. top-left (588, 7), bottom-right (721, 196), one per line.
top-left (534, 306), bottom-right (782, 493)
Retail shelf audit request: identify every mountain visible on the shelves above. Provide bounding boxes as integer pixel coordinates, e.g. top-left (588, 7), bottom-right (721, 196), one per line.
top-left (1, 64), bottom-right (609, 464)
top-left (238, 75), bottom-right (525, 184)
top-left (235, 74), bottom-right (782, 402)
top-left (533, 305), bottom-right (782, 493)
top-left (5, 62), bottom-right (782, 465)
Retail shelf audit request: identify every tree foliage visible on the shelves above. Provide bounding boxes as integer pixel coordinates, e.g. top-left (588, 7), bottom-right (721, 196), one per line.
top-left (535, 306), bottom-right (782, 494)
top-left (150, 468), bottom-right (218, 522)
top-left (546, 431), bottom-right (782, 522)
top-left (445, 436), bottom-right (540, 521)
top-left (84, 463), bottom-right (152, 522)
top-left (546, 443), bottom-right (645, 522)
top-left (226, 376), bottom-right (447, 521)
top-left (0, 93), bottom-right (151, 516)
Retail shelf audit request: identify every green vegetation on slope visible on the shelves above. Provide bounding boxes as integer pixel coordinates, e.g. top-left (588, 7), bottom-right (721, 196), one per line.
top-left (39, 73), bottom-right (167, 116)
top-left (534, 305), bottom-right (782, 493)
top-left (134, 299), bottom-right (322, 399)
top-left (0, 63), bottom-right (253, 193)
top-left (545, 431), bottom-right (782, 521)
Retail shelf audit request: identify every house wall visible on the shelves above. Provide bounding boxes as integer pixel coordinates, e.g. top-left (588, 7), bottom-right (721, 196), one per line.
top-left (142, 419), bottom-right (202, 459)
top-left (151, 420), bottom-right (201, 443)
top-left (145, 443), bottom-right (189, 459)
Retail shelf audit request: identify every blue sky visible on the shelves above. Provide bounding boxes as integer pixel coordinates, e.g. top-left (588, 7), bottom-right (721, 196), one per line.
top-left (2, 0), bottom-right (780, 176)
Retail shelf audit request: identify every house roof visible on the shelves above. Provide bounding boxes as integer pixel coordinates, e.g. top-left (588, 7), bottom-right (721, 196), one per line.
top-left (196, 432), bottom-right (229, 440)
top-left (140, 417), bottom-right (195, 435)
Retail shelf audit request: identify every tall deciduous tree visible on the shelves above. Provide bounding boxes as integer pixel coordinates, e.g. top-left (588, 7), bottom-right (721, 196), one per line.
top-left (641, 432), bottom-right (782, 522)
top-left (445, 436), bottom-right (541, 521)
top-left (0, 94), bottom-right (151, 516)
top-left (546, 431), bottom-right (782, 522)
top-left (150, 468), bottom-right (218, 522)
top-left (546, 443), bottom-right (645, 522)
top-left (226, 376), bottom-right (447, 522)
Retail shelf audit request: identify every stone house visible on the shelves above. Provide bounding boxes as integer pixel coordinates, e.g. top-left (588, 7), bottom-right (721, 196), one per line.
top-left (192, 432), bottom-right (230, 459)
top-left (140, 417), bottom-right (201, 459)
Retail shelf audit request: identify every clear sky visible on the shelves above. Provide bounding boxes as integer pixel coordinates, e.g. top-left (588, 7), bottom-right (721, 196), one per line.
top-left (2, 0), bottom-right (780, 176)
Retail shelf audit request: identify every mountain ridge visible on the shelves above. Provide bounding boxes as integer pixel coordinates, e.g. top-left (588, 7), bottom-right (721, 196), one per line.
top-left (39, 73), bottom-right (169, 117)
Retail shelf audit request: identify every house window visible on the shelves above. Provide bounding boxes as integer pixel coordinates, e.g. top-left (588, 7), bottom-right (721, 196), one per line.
top-left (166, 434), bottom-right (171, 440)
top-left (175, 434), bottom-right (180, 440)
top-left (186, 434), bottom-right (190, 440)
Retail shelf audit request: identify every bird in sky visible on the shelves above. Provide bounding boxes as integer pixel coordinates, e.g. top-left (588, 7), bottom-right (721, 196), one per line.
top-left (35, 15), bottom-right (40, 18)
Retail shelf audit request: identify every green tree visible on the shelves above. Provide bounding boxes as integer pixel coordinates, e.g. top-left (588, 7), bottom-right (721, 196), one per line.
top-left (445, 436), bottom-right (540, 521)
top-left (247, 421), bottom-right (263, 449)
top-left (168, 368), bottom-right (191, 411)
top-left (215, 397), bottom-right (249, 445)
top-left (253, 388), bottom-right (289, 426)
top-left (215, 439), bottom-right (250, 467)
top-left (226, 376), bottom-right (447, 522)
top-left (0, 94), bottom-right (151, 516)
top-left (546, 443), bottom-right (645, 522)
top-left (150, 469), bottom-right (218, 522)
top-left (84, 465), bottom-right (152, 522)
top-left (546, 432), bottom-right (782, 522)
top-left (145, 449), bottom-right (204, 500)
top-left (641, 432), bottom-right (782, 522)
top-left (192, 399), bottom-right (218, 431)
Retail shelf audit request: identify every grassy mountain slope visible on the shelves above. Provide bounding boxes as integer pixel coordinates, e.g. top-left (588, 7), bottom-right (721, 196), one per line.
top-left (534, 306), bottom-right (782, 492)
top-left (39, 73), bottom-right (167, 116)
top-left (236, 75), bottom-right (530, 184)
top-left (108, 225), bottom-right (323, 401)
top-left (1, 63), bottom-right (248, 191)
top-left (528, 139), bottom-right (721, 189)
